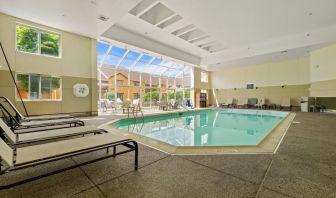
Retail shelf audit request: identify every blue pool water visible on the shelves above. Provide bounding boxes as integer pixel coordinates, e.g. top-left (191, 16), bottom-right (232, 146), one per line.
top-left (112, 109), bottom-right (288, 146)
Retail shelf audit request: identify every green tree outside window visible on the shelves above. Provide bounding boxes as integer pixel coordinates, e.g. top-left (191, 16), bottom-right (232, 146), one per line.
top-left (16, 25), bottom-right (60, 57)
top-left (16, 26), bottom-right (38, 53)
top-left (41, 32), bottom-right (60, 56)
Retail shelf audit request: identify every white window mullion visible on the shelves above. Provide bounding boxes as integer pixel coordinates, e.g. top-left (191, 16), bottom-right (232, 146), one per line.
top-left (39, 75), bottom-right (42, 100)
top-left (28, 75), bottom-right (31, 100)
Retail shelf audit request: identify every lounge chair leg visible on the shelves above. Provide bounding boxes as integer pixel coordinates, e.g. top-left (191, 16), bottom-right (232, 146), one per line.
top-left (113, 146), bottom-right (116, 157)
top-left (106, 147), bottom-right (109, 153)
top-left (134, 141), bottom-right (138, 170)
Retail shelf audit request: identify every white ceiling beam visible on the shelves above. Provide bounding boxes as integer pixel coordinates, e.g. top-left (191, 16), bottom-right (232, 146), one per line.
top-left (199, 41), bottom-right (217, 48)
top-left (175, 26), bottom-right (198, 37)
top-left (155, 13), bottom-right (177, 26)
top-left (188, 34), bottom-right (208, 42)
top-left (136, 0), bottom-right (159, 17)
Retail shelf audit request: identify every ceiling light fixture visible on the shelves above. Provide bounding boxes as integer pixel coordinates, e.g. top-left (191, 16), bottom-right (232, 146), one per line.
top-left (98, 15), bottom-right (109, 21)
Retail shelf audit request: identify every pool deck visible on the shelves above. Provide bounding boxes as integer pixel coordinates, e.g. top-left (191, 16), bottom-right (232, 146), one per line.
top-left (0, 112), bottom-right (336, 197)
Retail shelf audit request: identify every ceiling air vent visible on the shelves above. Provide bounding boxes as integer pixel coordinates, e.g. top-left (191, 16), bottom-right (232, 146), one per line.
top-left (98, 15), bottom-right (109, 21)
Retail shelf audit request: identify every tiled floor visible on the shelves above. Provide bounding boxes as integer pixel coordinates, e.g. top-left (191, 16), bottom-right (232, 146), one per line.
top-left (0, 112), bottom-right (335, 198)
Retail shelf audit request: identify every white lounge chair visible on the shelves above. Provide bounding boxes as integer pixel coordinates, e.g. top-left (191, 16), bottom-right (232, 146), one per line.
top-left (281, 97), bottom-right (291, 111)
top-left (0, 132), bottom-right (138, 189)
top-left (255, 98), bottom-right (266, 109)
top-left (0, 119), bottom-right (104, 145)
top-left (237, 98), bottom-right (248, 109)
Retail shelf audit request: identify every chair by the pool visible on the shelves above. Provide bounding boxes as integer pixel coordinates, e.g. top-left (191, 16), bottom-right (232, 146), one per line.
top-left (0, 132), bottom-right (138, 189)
top-left (255, 98), bottom-right (266, 109)
top-left (224, 98), bottom-right (234, 108)
top-left (237, 98), bottom-right (248, 108)
top-left (186, 99), bottom-right (193, 108)
top-left (0, 119), bottom-right (104, 145)
top-left (281, 97), bottom-right (291, 110)
top-left (170, 99), bottom-right (179, 109)
top-left (0, 96), bottom-right (73, 122)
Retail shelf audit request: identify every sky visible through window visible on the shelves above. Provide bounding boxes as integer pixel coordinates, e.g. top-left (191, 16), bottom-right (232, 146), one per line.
top-left (97, 41), bottom-right (192, 77)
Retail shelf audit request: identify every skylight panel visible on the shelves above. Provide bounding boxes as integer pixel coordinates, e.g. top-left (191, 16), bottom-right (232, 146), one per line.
top-left (97, 42), bottom-right (109, 64)
top-left (110, 46), bottom-right (126, 57)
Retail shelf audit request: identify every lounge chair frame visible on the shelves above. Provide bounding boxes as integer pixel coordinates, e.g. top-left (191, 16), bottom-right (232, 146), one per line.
top-left (0, 137), bottom-right (138, 190)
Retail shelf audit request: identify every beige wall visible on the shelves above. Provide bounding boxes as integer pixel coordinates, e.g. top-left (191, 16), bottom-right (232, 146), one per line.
top-left (212, 85), bottom-right (309, 107)
top-left (211, 57), bottom-right (310, 89)
top-left (209, 57), bottom-right (310, 107)
top-left (0, 13), bottom-right (97, 115)
top-left (310, 44), bottom-right (336, 97)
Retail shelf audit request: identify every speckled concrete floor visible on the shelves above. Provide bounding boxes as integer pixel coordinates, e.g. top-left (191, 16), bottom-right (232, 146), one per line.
top-left (0, 112), bottom-right (335, 198)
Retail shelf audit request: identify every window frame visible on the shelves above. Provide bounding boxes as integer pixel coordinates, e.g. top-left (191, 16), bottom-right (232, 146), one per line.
top-left (15, 23), bottom-right (62, 58)
top-left (116, 80), bottom-right (124, 86)
top-left (15, 73), bottom-right (62, 101)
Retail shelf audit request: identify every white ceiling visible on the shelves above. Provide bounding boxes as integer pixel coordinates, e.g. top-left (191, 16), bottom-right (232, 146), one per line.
top-left (1, 0), bottom-right (336, 70)
top-left (107, 0), bottom-right (336, 69)
top-left (0, 0), bottom-right (140, 38)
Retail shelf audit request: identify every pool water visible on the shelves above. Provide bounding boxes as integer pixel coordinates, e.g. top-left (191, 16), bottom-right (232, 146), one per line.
top-left (112, 109), bottom-right (288, 146)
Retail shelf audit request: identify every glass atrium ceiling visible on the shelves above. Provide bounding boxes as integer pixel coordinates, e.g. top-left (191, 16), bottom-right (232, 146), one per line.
top-left (97, 41), bottom-right (192, 77)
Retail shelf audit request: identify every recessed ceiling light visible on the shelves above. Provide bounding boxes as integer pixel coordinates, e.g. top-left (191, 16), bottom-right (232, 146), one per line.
top-left (306, 33), bottom-right (310, 37)
top-left (309, 12), bottom-right (313, 16)
top-left (98, 15), bottom-right (109, 21)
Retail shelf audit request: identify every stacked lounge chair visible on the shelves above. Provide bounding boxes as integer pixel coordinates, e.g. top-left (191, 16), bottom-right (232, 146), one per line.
top-left (0, 96), bottom-right (73, 121)
top-left (237, 98), bottom-right (248, 109)
top-left (0, 98), bottom-right (84, 131)
top-left (281, 97), bottom-right (291, 111)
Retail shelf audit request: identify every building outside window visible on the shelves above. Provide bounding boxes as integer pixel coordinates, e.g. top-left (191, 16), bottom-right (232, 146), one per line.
top-left (117, 80), bottom-right (124, 86)
top-left (16, 24), bottom-right (61, 57)
top-left (201, 71), bottom-right (208, 83)
top-left (117, 93), bottom-right (124, 101)
top-left (16, 73), bottom-right (61, 101)
top-left (133, 93), bottom-right (140, 99)
top-left (133, 81), bottom-right (140, 87)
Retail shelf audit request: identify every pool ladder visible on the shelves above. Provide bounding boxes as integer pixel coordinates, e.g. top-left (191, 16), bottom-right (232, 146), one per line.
top-left (132, 104), bottom-right (144, 121)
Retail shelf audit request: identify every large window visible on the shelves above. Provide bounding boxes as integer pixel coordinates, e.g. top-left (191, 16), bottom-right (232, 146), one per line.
top-left (97, 41), bottom-right (194, 111)
top-left (16, 73), bottom-right (61, 101)
top-left (201, 71), bottom-right (208, 83)
top-left (16, 24), bottom-right (61, 57)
